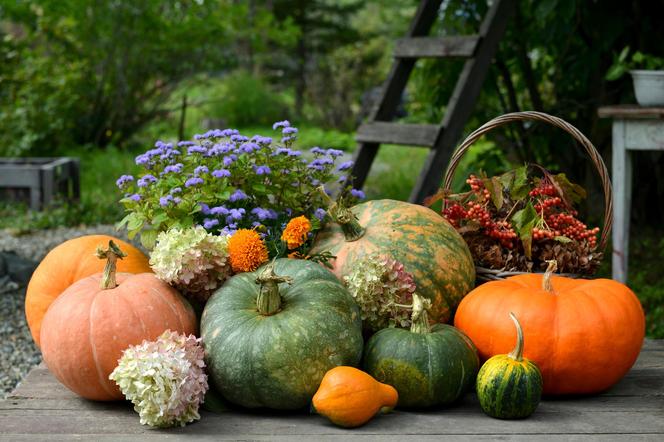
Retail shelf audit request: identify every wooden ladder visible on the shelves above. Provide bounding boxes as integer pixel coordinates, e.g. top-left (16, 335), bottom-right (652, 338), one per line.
top-left (350, 0), bottom-right (515, 203)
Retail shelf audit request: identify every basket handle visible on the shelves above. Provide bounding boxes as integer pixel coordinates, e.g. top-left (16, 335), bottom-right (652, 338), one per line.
top-left (442, 111), bottom-right (612, 252)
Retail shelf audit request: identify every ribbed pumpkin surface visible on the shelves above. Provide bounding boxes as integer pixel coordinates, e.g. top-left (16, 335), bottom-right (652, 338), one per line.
top-left (312, 199), bottom-right (475, 323)
top-left (362, 324), bottom-right (479, 408)
top-left (201, 259), bottom-right (363, 410)
top-left (25, 235), bottom-right (151, 347)
top-left (476, 355), bottom-right (542, 419)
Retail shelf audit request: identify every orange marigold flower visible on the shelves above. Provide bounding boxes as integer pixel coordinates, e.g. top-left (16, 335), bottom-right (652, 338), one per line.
top-left (228, 229), bottom-right (269, 273)
top-left (281, 215), bottom-right (312, 250)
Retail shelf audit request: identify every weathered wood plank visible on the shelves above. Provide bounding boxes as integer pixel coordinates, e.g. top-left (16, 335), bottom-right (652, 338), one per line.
top-left (393, 36), bottom-right (480, 58)
top-left (599, 105), bottom-right (664, 119)
top-left (624, 120), bottom-right (664, 150)
top-left (355, 122), bottom-right (440, 147)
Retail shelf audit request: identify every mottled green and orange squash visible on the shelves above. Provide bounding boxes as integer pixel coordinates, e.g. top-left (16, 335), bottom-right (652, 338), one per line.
top-left (311, 198), bottom-right (475, 323)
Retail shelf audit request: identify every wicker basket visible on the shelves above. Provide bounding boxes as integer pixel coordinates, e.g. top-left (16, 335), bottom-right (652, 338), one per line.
top-left (441, 111), bottom-right (613, 282)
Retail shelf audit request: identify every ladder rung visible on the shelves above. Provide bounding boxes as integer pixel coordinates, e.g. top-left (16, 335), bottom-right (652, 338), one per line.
top-left (356, 122), bottom-right (440, 147)
top-left (394, 36), bottom-right (480, 58)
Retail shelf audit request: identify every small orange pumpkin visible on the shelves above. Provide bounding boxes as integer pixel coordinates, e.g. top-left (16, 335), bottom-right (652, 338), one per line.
top-left (312, 366), bottom-right (398, 428)
top-left (40, 241), bottom-right (196, 401)
top-left (26, 234), bottom-right (151, 347)
top-left (454, 261), bottom-right (645, 395)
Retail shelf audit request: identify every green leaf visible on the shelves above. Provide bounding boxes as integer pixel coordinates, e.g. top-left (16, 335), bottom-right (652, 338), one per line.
top-left (510, 165), bottom-right (530, 200)
top-left (605, 64), bottom-right (626, 81)
top-left (126, 212), bottom-right (145, 231)
top-left (499, 170), bottom-right (515, 190)
top-left (116, 213), bottom-right (132, 230)
top-left (489, 176), bottom-right (504, 210)
top-left (140, 229), bottom-right (158, 250)
top-left (151, 211), bottom-right (169, 227)
top-left (252, 183), bottom-right (267, 193)
top-left (511, 202), bottom-right (538, 259)
top-left (554, 235), bottom-right (573, 243)
top-left (551, 173), bottom-right (586, 205)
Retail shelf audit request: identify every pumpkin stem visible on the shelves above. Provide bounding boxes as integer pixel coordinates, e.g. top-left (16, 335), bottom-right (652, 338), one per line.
top-left (255, 262), bottom-right (292, 316)
top-left (95, 240), bottom-right (127, 290)
top-left (409, 293), bottom-right (432, 334)
top-left (317, 186), bottom-right (365, 242)
top-left (507, 312), bottom-right (525, 362)
top-left (542, 260), bottom-right (558, 293)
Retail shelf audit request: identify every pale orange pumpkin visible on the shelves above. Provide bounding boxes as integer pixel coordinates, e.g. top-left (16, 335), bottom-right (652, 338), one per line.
top-left (454, 261), bottom-right (645, 395)
top-left (26, 235), bottom-right (152, 347)
top-left (39, 241), bottom-right (196, 401)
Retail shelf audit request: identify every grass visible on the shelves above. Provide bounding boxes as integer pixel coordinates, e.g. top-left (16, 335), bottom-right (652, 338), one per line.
top-left (1, 126), bottom-right (662, 337)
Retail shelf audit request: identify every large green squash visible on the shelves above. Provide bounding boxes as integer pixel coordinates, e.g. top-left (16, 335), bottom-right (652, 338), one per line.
top-left (200, 258), bottom-right (363, 410)
top-left (476, 313), bottom-right (542, 419)
top-left (311, 197), bottom-right (474, 323)
top-left (362, 294), bottom-right (479, 408)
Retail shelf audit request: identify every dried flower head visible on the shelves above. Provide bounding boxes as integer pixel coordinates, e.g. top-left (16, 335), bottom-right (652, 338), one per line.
top-left (228, 229), bottom-right (269, 272)
top-left (344, 254), bottom-right (417, 332)
top-left (150, 226), bottom-right (232, 304)
top-left (281, 215), bottom-right (312, 249)
top-left (109, 330), bottom-right (208, 428)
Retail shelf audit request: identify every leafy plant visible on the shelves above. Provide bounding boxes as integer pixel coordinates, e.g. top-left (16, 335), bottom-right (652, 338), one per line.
top-left (606, 46), bottom-right (664, 81)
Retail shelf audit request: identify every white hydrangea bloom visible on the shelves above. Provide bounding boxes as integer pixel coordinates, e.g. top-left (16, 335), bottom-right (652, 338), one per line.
top-left (109, 330), bottom-right (208, 428)
top-left (344, 254), bottom-right (417, 332)
top-left (150, 226), bottom-right (232, 303)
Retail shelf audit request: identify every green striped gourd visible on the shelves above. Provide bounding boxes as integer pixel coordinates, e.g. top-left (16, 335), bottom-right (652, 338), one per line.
top-left (311, 194), bottom-right (475, 324)
top-left (362, 294), bottom-right (479, 408)
top-left (200, 259), bottom-right (363, 410)
top-left (476, 312), bottom-right (543, 419)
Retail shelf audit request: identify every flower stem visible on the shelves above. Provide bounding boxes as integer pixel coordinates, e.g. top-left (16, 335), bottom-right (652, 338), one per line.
top-left (507, 312), bottom-right (524, 362)
top-left (317, 186), bottom-right (365, 242)
top-left (95, 240), bottom-right (127, 290)
top-left (409, 293), bottom-right (432, 334)
top-left (255, 262), bottom-right (292, 316)
top-left (542, 259), bottom-right (557, 293)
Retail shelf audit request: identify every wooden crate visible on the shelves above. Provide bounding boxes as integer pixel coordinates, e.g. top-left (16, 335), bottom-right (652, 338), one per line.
top-left (0, 157), bottom-right (80, 210)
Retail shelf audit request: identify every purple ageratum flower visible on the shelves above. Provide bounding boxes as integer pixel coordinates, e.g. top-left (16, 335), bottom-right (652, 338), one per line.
top-left (223, 155), bottom-right (236, 167)
top-left (137, 174), bottom-right (158, 187)
top-left (338, 160), bottom-right (354, 171)
top-left (228, 189), bottom-right (248, 202)
top-left (281, 136), bottom-right (296, 144)
top-left (173, 197), bottom-right (182, 205)
top-left (326, 148), bottom-right (344, 157)
top-left (288, 150), bottom-right (302, 157)
top-left (238, 142), bottom-right (259, 154)
top-left (116, 175), bottom-right (134, 189)
top-left (282, 127), bottom-right (298, 135)
top-left (338, 175), bottom-right (348, 184)
top-left (230, 134), bottom-right (249, 143)
top-left (314, 208), bottom-right (327, 221)
top-left (210, 206), bottom-right (229, 216)
top-left (194, 165), bottom-right (209, 175)
top-left (187, 145), bottom-right (208, 155)
top-left (351, 188), bottom-right (366, 199)
top-left (307, 157), bottom-right (333, 171)
top-left (162, 163), bottom-right (184, 174)
top-left (275, 147), bottom-right (291, 155)
top-left (226, 208), bottom-right (246, 222)
top-left (253, 136), bottom-right (272, 145)
top-left (254, 165), bottom-right (271, 175)
top-left (159, 149), bottom-right (181, 161)
top-left (310, 178), bottom-right (321, 186)
top-left (199, 203), bottom-right (211, 215)
top-left (203, 218), bottom-right (220, 230)
top-left (185, 176), bottom-right (204, 188)
top-left (220, 224), bottom-right (238, 236)
top-left (177, 141), bottom-right (195, 147)
top-left (272, 120), bottom-right (290, 130)
top-left (310, 146), bottom-right (325, 155)
top-left (159, 195), bottom-right (173, 207)
top-left (221, 129), bottom-right (239, 137)
top-left (128, 193), bottom-right (141, 202)
top-left (171, 187), bottom-right (182, 194)
top-left (212, 169), bottom-right (231, 179)
top-left (251, 207), bottom-right (277, 221)
top-left (135, 153), bottom-right (151, 167)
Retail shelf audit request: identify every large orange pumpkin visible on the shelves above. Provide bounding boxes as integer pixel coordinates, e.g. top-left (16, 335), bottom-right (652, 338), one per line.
top-left (454, 262), bottom-right (645, 395)
top-left (26, 234), bottom-right (151, 347)
top-left (40, 241), bottom-right (196, 401)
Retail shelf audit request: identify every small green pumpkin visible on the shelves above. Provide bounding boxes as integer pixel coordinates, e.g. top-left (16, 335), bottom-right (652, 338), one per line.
top-left (476, 312), bottom-right (543, 419)
top-left (200, 258), bottom-right (363, 410)
top-left (362, 294), bottom-right (479, 408)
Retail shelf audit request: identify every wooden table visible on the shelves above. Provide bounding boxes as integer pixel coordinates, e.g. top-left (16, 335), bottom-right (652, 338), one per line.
top-left (598, 105), bottom-right (664, 283)
top-left (1, 340), bottom-right (662, 441)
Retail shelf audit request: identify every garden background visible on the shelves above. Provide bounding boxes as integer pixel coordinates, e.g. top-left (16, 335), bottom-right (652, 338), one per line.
top-left (1, 0), bottom-right (663, 337)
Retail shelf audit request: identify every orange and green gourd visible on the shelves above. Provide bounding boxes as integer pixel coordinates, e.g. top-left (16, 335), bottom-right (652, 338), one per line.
top-left (311, 189), bottom-right (475, 323)
top-left (312, 366), bottom-right (398, 428)
top-left (476, 312), bottom-right (543, 419)
top-left (362, 293), bottom-right (479, 408)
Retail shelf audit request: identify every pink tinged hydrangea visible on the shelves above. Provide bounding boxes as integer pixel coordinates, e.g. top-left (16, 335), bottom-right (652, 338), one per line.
top-left (343, 254), bottom-right (417, 332)
top-left (109, 330), bottom-right (208, 428)
top-left (150, 226), bottom-right (232, 303)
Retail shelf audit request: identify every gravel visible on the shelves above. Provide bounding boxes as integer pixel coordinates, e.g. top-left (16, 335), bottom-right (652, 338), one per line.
top-left (0, 225), bottom-right (137, 398)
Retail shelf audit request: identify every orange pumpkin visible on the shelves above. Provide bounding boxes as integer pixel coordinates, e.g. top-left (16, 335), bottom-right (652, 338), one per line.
top-left (312, 366), bottom-right (398, 428)
top-left (454, 261), bottom-right (645, 395)
top-left (26, 235), bottom-right (152, 347)
top-left (40, 241), bottom-right (196, 401)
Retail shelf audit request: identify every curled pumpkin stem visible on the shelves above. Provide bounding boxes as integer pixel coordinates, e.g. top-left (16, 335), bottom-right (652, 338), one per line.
top-left (507, 312), bottom-right (525, 362)
top-left (95, 240), bottom-right (127, 290)
top-left (542, 260), bottom-right (558, 293)
top-left (317, 186), bottom-right (365, 242)
top-left (409, 294), bottom-right (432, 335)
top-left (255, 261), bottom-right (292, 316)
